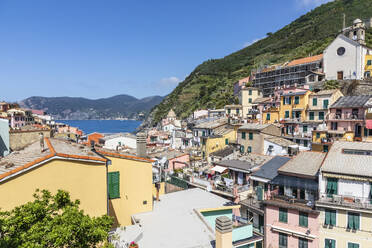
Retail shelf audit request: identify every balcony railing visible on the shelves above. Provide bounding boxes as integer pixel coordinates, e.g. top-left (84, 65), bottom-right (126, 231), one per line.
top-left (328, 113), bottom-right (364, 121)
top-left (317, 193), bottom-right (372, 210)
top-left (270, 193), bottom-right (315, 208)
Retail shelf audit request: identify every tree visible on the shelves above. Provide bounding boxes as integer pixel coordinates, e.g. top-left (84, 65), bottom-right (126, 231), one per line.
top-left (323, 80), bottom-right (340, 90)
top-left (0, 189), bottom-right (113, 248)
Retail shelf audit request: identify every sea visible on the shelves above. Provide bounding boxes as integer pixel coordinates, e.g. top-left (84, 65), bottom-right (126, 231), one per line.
top-left (58, 120), bottom-right (142, 135)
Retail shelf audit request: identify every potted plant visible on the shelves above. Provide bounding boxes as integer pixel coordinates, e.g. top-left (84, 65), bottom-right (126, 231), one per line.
top-left (129, 241), bottom-right (139, 248)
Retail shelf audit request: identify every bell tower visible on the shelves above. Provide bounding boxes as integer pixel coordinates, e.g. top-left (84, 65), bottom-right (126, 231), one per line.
top-left (348, 19), bottom-right (366, 45)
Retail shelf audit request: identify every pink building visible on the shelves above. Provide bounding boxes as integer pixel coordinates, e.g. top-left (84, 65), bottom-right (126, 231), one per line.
top-left (167, 153), bottom-right (190, 172)
top-left (8, 109), bottom-right (26, 129)
top-left (263, 152), bottom-right (324, 248)
top-left (327, 95), bottom-right (371, 141)
top-left (234, 76), bottom-right (250, 96)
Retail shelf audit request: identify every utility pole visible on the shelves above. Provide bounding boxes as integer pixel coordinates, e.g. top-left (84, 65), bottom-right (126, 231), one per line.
top-left (343, 13), bottom-right (346, 30)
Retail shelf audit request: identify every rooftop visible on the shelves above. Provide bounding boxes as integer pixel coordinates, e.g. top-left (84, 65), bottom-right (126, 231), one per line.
top-left (215, 154), bottom-right (272, 172)
top-left (210, 146), bottom-right (235, 158)
top-left (264, 135), bottom-right (297, 147)
top-left (286, 54), bottom-right (323, 67)
top-left (253, 97), bottom-right (271, 104)
top-left (321, 141), bottom-right (372, 177)
top-left (238, 123), bottom-right (270, 131)
top-left (194, 118), bottom-right (228, 129)
top-left (251, 156), bottom-right (291, 181)
top-left (330, 95), bottom-right (372, 108)
top-left (278, 151), bottom-right (326, 179)
top-left (0, 138), bottom-right (106, 182)
top-left (132, 188), bottom-right (232, 248)
top-left (101, 132), bottom-right (136, 141)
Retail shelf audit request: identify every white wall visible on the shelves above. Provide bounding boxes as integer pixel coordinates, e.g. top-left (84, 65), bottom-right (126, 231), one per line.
top-left (263, 140), bottom-right (288, 156)
top-left (320, 175), bottom-right (371, 199)
top-left (324, 35), bottom-right (368, 80)
top-left (103, 136), bottom-right (137, 150)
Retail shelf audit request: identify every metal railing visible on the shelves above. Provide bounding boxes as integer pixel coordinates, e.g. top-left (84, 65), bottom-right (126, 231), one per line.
top-left (318, 193), bottom-right (372, 210)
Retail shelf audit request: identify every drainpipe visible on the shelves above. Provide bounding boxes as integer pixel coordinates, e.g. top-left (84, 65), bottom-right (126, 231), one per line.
top-left (91, 145), bottom-right (112, 216)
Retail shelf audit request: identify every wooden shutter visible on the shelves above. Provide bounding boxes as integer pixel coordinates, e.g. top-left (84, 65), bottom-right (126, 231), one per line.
top-left (108, 171), bottom-right (120, 199)
top-left (331, 210), bottom-right (336, 226)
top-left (348, 212), bottom-right (354, 229)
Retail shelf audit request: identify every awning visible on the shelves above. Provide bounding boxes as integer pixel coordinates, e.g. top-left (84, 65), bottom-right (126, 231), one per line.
top-left (211, 165), bottom-right (228, 173)
top-left (366, 120), bottom-right (372, 130)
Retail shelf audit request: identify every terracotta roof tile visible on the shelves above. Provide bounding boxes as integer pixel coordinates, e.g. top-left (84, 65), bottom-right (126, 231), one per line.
top-left (287, 54), bottom-right (323, 67)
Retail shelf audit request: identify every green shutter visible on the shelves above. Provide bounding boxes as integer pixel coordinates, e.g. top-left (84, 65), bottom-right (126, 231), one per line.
top-left (248, 146), bottom-right (252, 153)
top-left (256, 186), bottom-right (263, 201)
top-left (240, 145), bottom-right (244, 153)
top-left (225, 138), bottom-right (228, 145)
top-left (267, 113), bottom-right (270, 120)
top-left (327, 178), bottom-right (338, 197)
top-left (309, 112), bottom-right (314, 120)
top-left (295, 96), bottom-right (299, 104)
top-left (303, 125), bottom-right (308, 132)
top-left (108, 171), bottom-right (120, 199)
top-left (249, 132), bottom-right (253, 140)
top-left (323, 99), bottom-right (329, 109)
top-left (299, 212), bottom-right (308, 227)
top-left (313, 98), bottom-right (317, 106)
top-left (283, 97), bottom-right (285, 105)
top-left (279, 208), bottom-right (287, 223)
top-left (325, 239), bottom-right (336, 248)
top-left (285, 111), bottom-right (289, 118)
top-left (325, 210), bottom-right (331, 225)
top-left (319, 112), bottom-right (324, 120)
top-left (348, 243), bottom-right (359, 248)
top-left (289, 97), bottom-right (292, 104)
top-left (242, 132), bottom-right (246, 139)
top-left (331, 210), bottom-right (336, 226)
top-left (354, 213), bottom-right (360, 230)
top-left (348, 212), bottom-right (354, 229)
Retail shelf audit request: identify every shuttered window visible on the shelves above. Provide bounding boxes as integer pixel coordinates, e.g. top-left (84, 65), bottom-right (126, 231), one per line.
top-left (313, 98), bottom-right (317, 106)
top-left (325, 239), bottom-right (336, 248)
top-left (348, 242), bottom-right (359, 248)
top-left (242, 132), bottom-right (246, 139)
top-left (347, 212), bottom-right (360, 230)
top-left (299, 238), bottom-right (308, 248)
top-left (326, 178), bottom-right (338, 197)
top-left (267, 113), bottom-right (270, 120)
top-left (247, 146), bottom-right (252, 153)
top-left (323, 99), bottom-right (329, 109)
top-left (279, 233), bottom-right (287, 248)
top-left (309, 112), bottom-right (314, 120)
top-left (240, 145), bottom-right (245, 153)
top-left (319, 112), bottom-right (325, 120)
top-left (294, 96), bottom-right (300, 104)
top-left (225, 138), bottom-right (229, 145)
top-left (249, 132), bottom-right (253, 140)
top-left (299, 212), bottom-right (308, 227)
top-left (285, 111), bottom-right (290, 118)
top-left (325, 209), bottom-right (336, 226)
top-left (279, 208), bottom-right (288, 223)
top-left (108, 171), bottom-right (120, 199)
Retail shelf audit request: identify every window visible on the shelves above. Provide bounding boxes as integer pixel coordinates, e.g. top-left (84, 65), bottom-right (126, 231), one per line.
top-left (237, 108), bottom-right (240, 114)
top-left (343, 149), bottom-right (372, 155)
top-left (288, 97), bottom-right (292, 104)
top-left (249, 98), bottom-right (252, 103)
top-left (326, 178), bottom-right (338, 197)
top-left (282, 97), bottom-right (285, 105)
top-left (348, 243), bottom-right (359, 248)
top-left (279, 233), bottom-right (287, 248)
top-left (316, 132), bottom-right (320, 139)
top-left (325, 209), bottom-right (336, 226)
top-left (202, 138), bottom-right (206, 145)
top-left (331, 122), bottom-right (338, 130)
top-left (267, 113), bottom-right (271, 120)
top-left (249, 89), bottom-right (252, 95)
top-left (240, 145), bottom-right (245, 153)
top-left (303, 125), bottom-right (308, 133)
top-left (202, 131), bottom-right (206, 136)
top-left (108, 171), bottom-right (120, 199)
top-left (299, 211), bottom-right (308, 227)
top-left (242, 132), bottom-right (246, 139)
top-left (325, 239), bottom-right (336, 248)
top-left (279, 208), bottom-right (288, 223)
top-left (249, 132), bottom-right (253, 140)
top-left (323, 99), bottom-right (329, 109)
top-left (303, 140), bottom-right (308, 147)
top-left (313, 98), bottom-right (317, 106)
top-left (248, 146), bottom-right (252, 153)
top-left (225, 138), bottom-right (229, 145)
top-left (294, 96), bottom-right (300, 104)
top-left (285, 111), bottom-right (290, 118)
top-left (227, 109), bottom-right (231, 114)
top-left (299, 238), bottom-right (308, 248)
top-left (337, 47), bottom-right (345, 56)
top-left (323, 145), bottom-right (329, 153)
top-left (319, 112), bottom-right (324, 120)
top-left (309, 112), bottom-right (314, 120)
top-left (347, 212), bottom-right (360, 230)
top-left (367, 60), bottom-right (372, 66)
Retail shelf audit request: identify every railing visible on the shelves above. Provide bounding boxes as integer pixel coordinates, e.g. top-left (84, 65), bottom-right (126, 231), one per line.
top-left (270, 192), bottom-right (315, 208)
top-left (232, 224), bottom-right (253, 242)
top-left (329, 113), bottom-right (364, 120)
top-left (318, 193), bottom-right (372, 210)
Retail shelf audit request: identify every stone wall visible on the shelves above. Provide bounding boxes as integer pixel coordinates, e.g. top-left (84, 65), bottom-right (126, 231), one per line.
top-left (312, 80), bottom-right (372, 96)
top-left (9, 129), bottom-right (51, 151)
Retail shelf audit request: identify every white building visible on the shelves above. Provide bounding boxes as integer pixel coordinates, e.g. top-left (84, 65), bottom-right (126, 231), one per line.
top-left (323, 19), bottom-right (372, 80)
top-left (102, 133), bottom-right (137, 150)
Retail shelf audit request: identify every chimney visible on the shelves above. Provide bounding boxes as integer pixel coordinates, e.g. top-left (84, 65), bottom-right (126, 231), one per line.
top-left (136, 132), bottom-right (147, 158)
top-left (215, 216), bottom-right (233, 248)
top-left (39, 133), bottom-right (45, 152)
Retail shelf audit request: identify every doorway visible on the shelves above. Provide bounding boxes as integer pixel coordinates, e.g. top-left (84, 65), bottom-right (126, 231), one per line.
top-left (337, 71), bottom-right (344, 80)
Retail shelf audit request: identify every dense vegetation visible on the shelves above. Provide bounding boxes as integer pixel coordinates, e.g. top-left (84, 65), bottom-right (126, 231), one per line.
top-left (150, 0), bottom-right (372, 124)
top-left (0, 189), bottom-right (113, 248)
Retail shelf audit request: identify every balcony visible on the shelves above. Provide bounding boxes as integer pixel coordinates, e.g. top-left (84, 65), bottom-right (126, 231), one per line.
top-left (328, 113), bottom-right (364, 121)
top-left (263, 191), bottom-right (318, 213)
top-left (317, 193), bottom-right (372, 211)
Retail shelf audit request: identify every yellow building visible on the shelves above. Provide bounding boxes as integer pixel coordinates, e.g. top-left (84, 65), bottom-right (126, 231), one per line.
top-left (201, 127), bottom-right (236, 159)
top-left (0, 138), bottom-right (155, 228)
top-left (279, 89), bottom-right (311, 122)
top-left (240, 87), bottom-right (262, 119)
top-left (224, 104), bottom-right (242, 118)
top-left (0, 138), bottom-right (107, 217)
top-left (262, 106), bottom-right (280, 124)
top-left (365, 54), bottom-right (372, 78)
top-left (97, 150), bottom-right (154, 227)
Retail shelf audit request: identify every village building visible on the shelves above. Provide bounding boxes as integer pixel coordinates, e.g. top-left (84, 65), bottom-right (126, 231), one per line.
top-left (324, 19), bottom-right (372, 80)
top-left (234, 76), bottom-right (250, 96)
top-left (240, 87), bottom-right (263, 120)
top-left (101, 132), bottom-right (137, 150)
top-left (237, 123), bottom-right (281, 154)
top-left (316, 141), bottom-right (372, 248)
top-left (264, 151), bottom-right (325, 248)
top-left (200, 125), bottom-right (236, 160)
top-left (0, 119), bottom-right (9, 157)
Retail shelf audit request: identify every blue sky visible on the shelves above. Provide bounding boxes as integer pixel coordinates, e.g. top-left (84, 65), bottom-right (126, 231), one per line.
top-left (0, 0), bottom-right (331, 101)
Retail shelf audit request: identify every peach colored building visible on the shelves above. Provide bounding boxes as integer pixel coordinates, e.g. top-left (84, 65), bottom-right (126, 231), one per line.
top-left (167, 153), bottom-right (190, 172)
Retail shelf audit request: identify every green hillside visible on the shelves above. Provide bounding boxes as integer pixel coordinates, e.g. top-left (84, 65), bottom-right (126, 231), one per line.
top-left (150, 0), bottom-right (372, 124)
